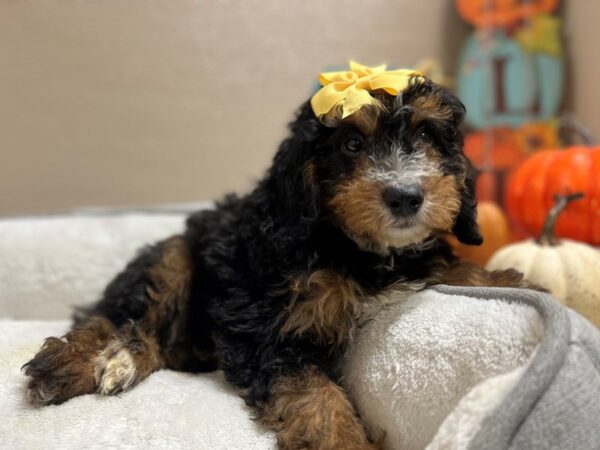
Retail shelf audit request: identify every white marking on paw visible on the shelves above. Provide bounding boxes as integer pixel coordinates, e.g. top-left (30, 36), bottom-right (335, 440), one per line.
top-left (94, 342), bottom-right (137, 395)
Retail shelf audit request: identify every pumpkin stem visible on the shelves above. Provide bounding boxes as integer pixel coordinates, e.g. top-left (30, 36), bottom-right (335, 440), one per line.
top-left (559, 114), bottom-right (597, 146)
top-left (538, 192), bottom-right (585, 246)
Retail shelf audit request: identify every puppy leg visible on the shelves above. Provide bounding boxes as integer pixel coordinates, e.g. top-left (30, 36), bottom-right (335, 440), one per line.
top-left (23, 317), bottom-right (161, 405)
top-left (430, 260), bottom-right (539, 289)
top-left (23, 236), bottom-right (212, 405)
top-left (261, 367), bottom-right (378, 450)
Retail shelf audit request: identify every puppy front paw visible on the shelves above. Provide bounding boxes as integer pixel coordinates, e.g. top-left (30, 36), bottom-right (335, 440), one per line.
top-left (22, 337), bottom-right (96, 406)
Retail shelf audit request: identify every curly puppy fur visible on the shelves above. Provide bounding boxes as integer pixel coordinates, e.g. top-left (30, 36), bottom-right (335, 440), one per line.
top-left (23, 78), bottom-right (530, 449)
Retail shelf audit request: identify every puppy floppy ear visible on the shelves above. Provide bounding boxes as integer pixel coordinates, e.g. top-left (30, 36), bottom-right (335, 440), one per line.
top-left (452, 160), bottom-right (483, 245)
top-left (430, 87), bottom-right (482, 245)
top-left (268, 101), bottom-right (323, 224)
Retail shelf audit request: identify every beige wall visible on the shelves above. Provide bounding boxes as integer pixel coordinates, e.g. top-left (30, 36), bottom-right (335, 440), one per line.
top-left (0, 1), bottom-right (597, 215)
top-left (563, 1), bottom-right (600, 138)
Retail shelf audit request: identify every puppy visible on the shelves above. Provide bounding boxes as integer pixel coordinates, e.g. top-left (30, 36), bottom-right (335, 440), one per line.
top-left (23, 75), bottom-right (527, 449)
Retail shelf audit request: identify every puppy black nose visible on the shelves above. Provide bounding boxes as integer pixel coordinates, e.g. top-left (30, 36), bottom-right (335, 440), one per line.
top-left (383, 186), bottom-right (424, 217)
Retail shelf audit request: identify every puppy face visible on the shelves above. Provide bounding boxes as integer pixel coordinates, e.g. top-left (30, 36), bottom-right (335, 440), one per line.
top-left (308, 80), bottom-right (480, 254)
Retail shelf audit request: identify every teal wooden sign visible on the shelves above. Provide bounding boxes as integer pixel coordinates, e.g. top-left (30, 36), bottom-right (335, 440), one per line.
top-left (457, 29), bottom-right (564, 129)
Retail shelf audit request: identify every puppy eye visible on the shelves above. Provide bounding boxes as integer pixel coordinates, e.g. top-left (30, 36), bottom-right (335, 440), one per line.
top-left (343, 138), bottom-right (363, 154)
top-left (416, 125), bottom-right (431, 141)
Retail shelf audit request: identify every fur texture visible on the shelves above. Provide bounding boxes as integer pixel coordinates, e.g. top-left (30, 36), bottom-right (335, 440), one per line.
top-left (262, 366), bottom-right (377, 449)
top-left (23, 78), bottom-right (528, 449)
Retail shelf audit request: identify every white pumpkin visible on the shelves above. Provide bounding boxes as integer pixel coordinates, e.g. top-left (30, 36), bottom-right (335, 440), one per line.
top-left (487, 193), bottom-right (600, 328)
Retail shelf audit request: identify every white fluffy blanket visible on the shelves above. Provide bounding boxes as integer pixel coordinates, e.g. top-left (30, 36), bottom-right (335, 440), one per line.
top-left (0, 213), bottom-right (544, 449)
top-left (0, 320), bottom-right (275, 450)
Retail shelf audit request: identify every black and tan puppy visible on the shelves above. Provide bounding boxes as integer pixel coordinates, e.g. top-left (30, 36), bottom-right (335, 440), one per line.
top-left (23, 74), bottom-right (527, 449)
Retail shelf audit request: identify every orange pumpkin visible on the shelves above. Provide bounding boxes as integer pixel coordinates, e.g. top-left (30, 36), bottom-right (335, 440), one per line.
top-left (456, 0), bottom-right (558, 28)
top-left (505, 146), bottom-right (600, 244)
top-left (448, 202), bottom-right (511, 266)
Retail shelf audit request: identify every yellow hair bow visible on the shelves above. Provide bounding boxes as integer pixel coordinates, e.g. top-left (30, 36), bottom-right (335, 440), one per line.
top-left (310, 61), bottom-right (422, 120)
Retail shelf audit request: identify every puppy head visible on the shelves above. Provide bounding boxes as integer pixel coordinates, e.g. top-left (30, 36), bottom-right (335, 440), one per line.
top-left (270, 78), bottom-right (482, 254)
